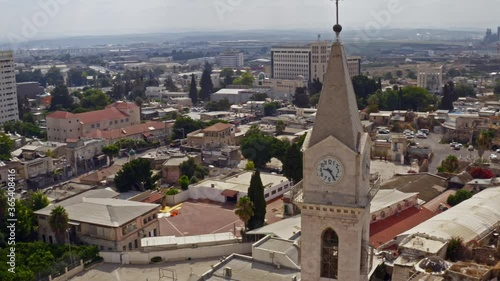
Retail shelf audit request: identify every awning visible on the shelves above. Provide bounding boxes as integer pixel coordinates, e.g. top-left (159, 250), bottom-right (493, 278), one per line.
top-left (221, 189), bottom-right (239, 197)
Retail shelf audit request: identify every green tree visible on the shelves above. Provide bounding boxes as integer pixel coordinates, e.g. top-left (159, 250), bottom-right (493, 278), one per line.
top-left (0, 133), bottom-right (14, 161)
top-left (309, 92), bottom-right (321, 107)
top-left (439, 82), bottom-right (457, 110)
top-left (26, 191), bottom-right (50, 211)
top-left (494, 80), bottom-right (500, 96)
top-left (275, 120), bottom-right (286, 134)
top-left (102, 145), bottom-right (119, 161)
top-left (352, 75), bottom-right (379, 108)
top-left (28, 249), bottom-right (55, 274)
top-left (233, 72), bottom-right (255, 87)
top-left (45, 66), bottom-right (64, 86)
top-left (407, 70), bottom-right (417, 79)
top-left (49, 206), bottom-right (69, 244)
top-left (308, 78), bottom-right (323, 95)
top-left (80, 89), bottom-right (111, 110)
top-left (22, 113), bottom-right (36, 124)
top-left (383, 72), bottom-right (393, 79)
top-left (235, 196), bottom-right (254, 231)
top-left (446, 68), bottom-right (461, 78)
top-left (220, 68), bottom-right (234, 78)
top-left (437, 155), bottom-right (459, 174)
top-left (396, 70), bottom-right (403, 77)
top-left (179, 175), bottom-right (189, 190)
top-left (401, 86), bottom-right (438, 111)
top-left (199, 62), bottom-right (214, 101)
top-left (247, 170), bottom-right (266, 230)
top-left (455, 83), bottom-right (475, 97)
top-left (263, 102), bottom-right (280, 116)
top-left (180, 157), bottom-right (208, 180)
top-left (114, 158), bottom-right (160, 192)
top-left (477, 130), bottom-right (495, 160)
top-left (292, 87), bottom-right (309, 108)
top-left (245, 161), bottom-right (255, 171)
top-left (447, 190), bottom-right (473, 206)
top-left (164, 76), bottom-right (178, 92)
top-left (205, 98), bottom-right (231, 111)
top-left (49, 85), bottom-right (74, 111)
top-left (189, 74), bottom-right (198, 104)
top-left (283, 143), bottom-right (303, 184)
top-left (135, 97), bottom-right (144, 107)
top-left (241, 132), bottom-right (275, 168)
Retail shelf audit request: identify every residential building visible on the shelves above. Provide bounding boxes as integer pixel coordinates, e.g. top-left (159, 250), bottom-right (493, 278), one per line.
top-left (211, 88), bottom-right (257, 104)
top-left (65, 138), bottom-right (106, 175)
top-left (0, 161), bottom-right (24, 190)
top-left (417, 65), bottom-right (443, 94)
top-left (145, 86), bottom-right (188, 102)
top-left (46, 101), bottom-right (140, 142)
top-left (83, 121), bottom-right (173, 146)
top-left (217, 51), bottom-right (244, 68)
top-left (161, 153), bottom-right (201, 184)
top-left (35, 189), bottom-right (161, 251)
top-left (186, 122), bottom-right (236, 149)
top-left (202, 146), bottom-right (241, 167)
top-left (15, 146), bottom-right (54, 189)
top-left (16, 81), bottom-right (45, 99)
top-left (189, 171), bottom-right (291, 203)
top-left (0, 51), bottom-right (19, 125)
top-left (254, 77), bottom-right (307, 99)
top-left (271, 42), bottom-right (361, 82)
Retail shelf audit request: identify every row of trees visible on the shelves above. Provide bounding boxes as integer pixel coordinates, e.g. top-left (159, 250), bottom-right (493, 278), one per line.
top-left (188, 62), bottom-right (215, 104)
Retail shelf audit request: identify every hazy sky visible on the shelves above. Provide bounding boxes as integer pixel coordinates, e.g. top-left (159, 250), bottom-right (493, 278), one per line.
top-left (1, 0), bottom-right (499, 41)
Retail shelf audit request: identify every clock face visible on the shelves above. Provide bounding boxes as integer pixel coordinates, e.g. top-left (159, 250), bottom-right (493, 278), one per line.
top-left (316, 157), bottom-right (344, 184)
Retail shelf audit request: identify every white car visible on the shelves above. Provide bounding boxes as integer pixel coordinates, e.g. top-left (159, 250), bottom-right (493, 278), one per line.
top-left (490, 154), bottom-right (498, 160)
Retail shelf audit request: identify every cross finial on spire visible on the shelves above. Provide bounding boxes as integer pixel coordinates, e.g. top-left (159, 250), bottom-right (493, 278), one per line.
top-left (333, 0), bottom-right (343, 39)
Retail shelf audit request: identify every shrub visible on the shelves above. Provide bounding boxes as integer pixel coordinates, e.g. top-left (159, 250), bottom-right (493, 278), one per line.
top-left (447, 189), bottom-right (473, 206)
top-left (189, 176), bottom-right (199, 184)
top-left (166, 189), bottom-right (179, 196)
top-left (150, 256), bottom-right (162, 263)
top-left (470, 167), bottom-right (494, 179)
top-left (179, 175), bottom-right (189, 190)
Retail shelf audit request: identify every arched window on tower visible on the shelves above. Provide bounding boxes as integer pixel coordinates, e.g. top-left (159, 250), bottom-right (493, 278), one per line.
top-left (321, 228), bottom-right (339, 278)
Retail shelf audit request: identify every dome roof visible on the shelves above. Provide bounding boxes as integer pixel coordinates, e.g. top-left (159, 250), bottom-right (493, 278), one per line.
top-left (416, 256), bottom-right (448, 274)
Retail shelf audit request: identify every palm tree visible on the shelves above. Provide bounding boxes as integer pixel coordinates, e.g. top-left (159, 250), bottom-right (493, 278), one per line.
top-left (49, 206), bottom-right (69, 244)
top-left (477, 130), bottom-right (494, 161)
top-left (234, 196), bottom-right (254, 231)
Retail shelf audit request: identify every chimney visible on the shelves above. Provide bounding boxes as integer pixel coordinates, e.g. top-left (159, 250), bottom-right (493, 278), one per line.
top-left (224, 267), bottom-right (232, 277)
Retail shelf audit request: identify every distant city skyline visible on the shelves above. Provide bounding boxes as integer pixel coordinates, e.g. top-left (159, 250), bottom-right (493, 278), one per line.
top-left (1, 0), bottom-right (499, 43)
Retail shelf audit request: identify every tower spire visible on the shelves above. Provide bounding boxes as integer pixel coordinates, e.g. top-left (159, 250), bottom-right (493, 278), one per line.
top-left (333, 0), bottom-right (343, 39)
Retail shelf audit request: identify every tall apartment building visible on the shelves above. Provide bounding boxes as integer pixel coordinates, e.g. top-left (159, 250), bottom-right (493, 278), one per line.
top-left (217, 51), bottom-right (244, 68)
top-left (0, 51), bottom-right (19, 125)
top-left (271, 42), bottom-right (361, 82)
top-left (417, 65), bottom-right (443, 94)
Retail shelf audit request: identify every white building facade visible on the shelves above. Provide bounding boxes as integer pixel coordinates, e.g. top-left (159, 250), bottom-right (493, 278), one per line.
top-left (417, 65), bottom-right (443, 94)
top-left (271, 42), bottom-right (361, 82)
top-left (0, 51), bottom-right (19, 125)
top-left (217, 51), bottom-right (244, 68)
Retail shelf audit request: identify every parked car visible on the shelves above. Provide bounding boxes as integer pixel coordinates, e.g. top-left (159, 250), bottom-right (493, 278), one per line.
top-left (420, 129), bottom-right (429, 135)
top-left (416, 133), bottom-right (427, 139)
top-left (454, 145), bottom-right (461, 150)
top-left (490, 154), bottom-right (498, 160)
top-left (468, 145), bottom-right (474, 151)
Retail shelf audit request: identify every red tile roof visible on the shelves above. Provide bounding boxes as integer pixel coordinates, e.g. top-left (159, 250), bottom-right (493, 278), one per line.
top-left (369, 207), bottom-right (435, 249)
top-left (203, 123), bottom-right (233, 132)
top-left (47, 111), bottom-right (75, 119)
top-left (106, 101), bottom-right (138, 110)
top-left (77, 107), bottom-right (129, 124)
top-left (84, 121), bottom-right (172, 140)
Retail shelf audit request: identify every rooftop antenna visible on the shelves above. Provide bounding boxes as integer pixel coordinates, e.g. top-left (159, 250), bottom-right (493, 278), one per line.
top-left (333, 0), bottom-right (343, 41)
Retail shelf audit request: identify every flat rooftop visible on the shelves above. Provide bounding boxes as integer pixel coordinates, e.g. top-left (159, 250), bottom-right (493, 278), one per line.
top-left (192, 171), bottom-right (289, 193)
top-left (201, 254), bottom-right (300, 281)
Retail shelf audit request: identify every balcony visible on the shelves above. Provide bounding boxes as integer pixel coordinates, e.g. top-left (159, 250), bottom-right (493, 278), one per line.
top-left (291, 173), bottom-right (381, 208)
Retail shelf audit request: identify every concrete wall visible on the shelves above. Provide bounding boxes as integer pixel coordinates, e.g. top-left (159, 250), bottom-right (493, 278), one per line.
top-left (165, 190), bottom-right (190, 205)
top-left (50, 260), bottom-right (84, 281)
top-left (101, 243), bottom-right (252, 264)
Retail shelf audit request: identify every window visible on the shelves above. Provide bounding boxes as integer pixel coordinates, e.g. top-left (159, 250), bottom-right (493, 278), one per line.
top-left (397, 204), bottom-right (402, 211)
top-left (372, 215), bottom-right (377, 222)
top-left (381, 211), bottom-right (386, 218)
top-left (278, 187), bottom-right (283, 192)
top-left (264, 193), bottom-right (269, 198)
top-left (321, 228), bottom-right (339, 278)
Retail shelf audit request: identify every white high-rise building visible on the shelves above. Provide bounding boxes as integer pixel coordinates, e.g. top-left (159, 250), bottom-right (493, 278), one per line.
top-left (271, 42), bottom-right (361, 82)
top-left (0, 51), bottom-right (19, 126)
top-left (417, 65), bottom-right (443, 94)
top-left (217, 51), bottom-right (244, 68)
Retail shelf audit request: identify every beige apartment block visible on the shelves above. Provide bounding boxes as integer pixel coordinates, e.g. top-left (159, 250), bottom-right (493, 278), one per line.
top-left (46, 101), bottom-right (140, 142)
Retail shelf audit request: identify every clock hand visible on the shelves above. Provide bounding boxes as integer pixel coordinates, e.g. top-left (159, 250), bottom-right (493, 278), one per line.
top-left (325, 168), bottom-right (336, 181)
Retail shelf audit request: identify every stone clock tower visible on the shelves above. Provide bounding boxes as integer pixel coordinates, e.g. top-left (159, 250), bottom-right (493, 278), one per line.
top-left (299, 3), bottom-right (375, 280)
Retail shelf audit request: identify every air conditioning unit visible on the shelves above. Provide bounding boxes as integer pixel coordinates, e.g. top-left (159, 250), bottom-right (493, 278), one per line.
top-left (224, 267), bottom-right (232, 277)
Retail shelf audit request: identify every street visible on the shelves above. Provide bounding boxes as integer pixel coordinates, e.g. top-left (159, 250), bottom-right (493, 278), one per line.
top-left (416, 133), bottom-right (492, 173)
